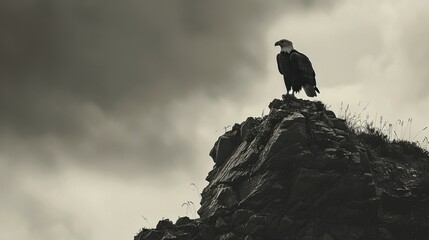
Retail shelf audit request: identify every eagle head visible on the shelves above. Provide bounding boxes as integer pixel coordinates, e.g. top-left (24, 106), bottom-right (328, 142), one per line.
top-left (275, 39), bottom-right (293, 47)
top-left (275, 39), bottom-right (294, 53)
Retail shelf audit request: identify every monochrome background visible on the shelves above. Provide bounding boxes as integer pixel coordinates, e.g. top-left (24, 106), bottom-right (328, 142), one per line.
top-left (1, 1), bottom-right (428, 239)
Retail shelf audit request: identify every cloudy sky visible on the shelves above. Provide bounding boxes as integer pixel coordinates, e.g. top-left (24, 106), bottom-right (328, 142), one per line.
top-left (1, 1), bottom-right (429, 239)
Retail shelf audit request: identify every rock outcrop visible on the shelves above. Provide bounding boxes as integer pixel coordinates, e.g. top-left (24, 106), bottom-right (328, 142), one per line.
top-left (135, 97), bottom-right (429, 240)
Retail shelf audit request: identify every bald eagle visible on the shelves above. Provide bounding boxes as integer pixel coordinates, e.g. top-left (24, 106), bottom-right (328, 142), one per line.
top-left (275, 39), bottom-right (320, 97)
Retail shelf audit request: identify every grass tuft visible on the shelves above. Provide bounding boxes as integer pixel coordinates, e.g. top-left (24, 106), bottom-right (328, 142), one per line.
top-left (338, 102), bottom-right (428, 157)
top-left (182, 201), bottom-right (197, 219)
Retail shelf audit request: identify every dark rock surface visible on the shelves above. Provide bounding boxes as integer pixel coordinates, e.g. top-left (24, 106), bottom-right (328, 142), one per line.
top-left (135, 97), bottom-right (429, 240)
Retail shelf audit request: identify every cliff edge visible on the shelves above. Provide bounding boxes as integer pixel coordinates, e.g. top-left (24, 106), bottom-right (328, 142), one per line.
top-left (135, 97), bottom-right (429, 240)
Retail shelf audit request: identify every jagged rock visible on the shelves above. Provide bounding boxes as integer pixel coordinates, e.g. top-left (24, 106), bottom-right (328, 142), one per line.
top-left (198, 184), bottom-right (238, 220)
top-left (260, 121), bottom-right (307, 164)
top-left (199, 223), bottom-right (215, 240)
top-left (325, 110), bottom-right (336, 118)
top-left (281, 112), bottom-right (306, 127)
top-left (418, 175), bottom-right (429, 194)
top-left (210, 124), bottom-right (241, 165)
top-left (215, 216), bottom-right (229, 230)
top-left (156, 219), bottom-right (174, 230)
top-left (135, 97), bottom-right (429, 240)
top-left (137, 230), bottom-right (163, 240)
top-left (322, 233), bottom-right (335, 240)
top-left (239, 214), bottom-right (269, 235)
top-left (136, 219), bottom-right (202, 240)
top-left (240, 117), bottom-right (259, 141)
top-left (278, 215), bottom-right (294, 231)
top-left (175, 217), bottom-right (191, 226)
top-left (214, 136), bottom-right (235, 165)
top-left (217, 232), bottom-right (241, 240)
top-left (269, 143), bottom-right (313, 170)
top-left (231, 209), bottom-right (254, 227)
top-left (268, 98), bottom-right (282, 110)
top-left (332, 118), bottom-right (348, 131)
top-left (237, 171), bottom-right (282, 209)
top-left (161, 233), bottom-right (177, 240)
top-left (288, 168), bottom-right (339, 202)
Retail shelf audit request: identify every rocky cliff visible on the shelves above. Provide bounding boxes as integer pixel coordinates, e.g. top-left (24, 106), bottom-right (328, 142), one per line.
top-left (135, 97), bottom-right (429, 240)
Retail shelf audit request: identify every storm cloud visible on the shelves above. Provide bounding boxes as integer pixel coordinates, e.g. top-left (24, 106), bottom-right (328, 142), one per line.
top-left (0, 0), bottom-right (338, 178)
top-left (0, 0), bottom-right (330, 136)
top-left (1, 1), bottom-right (428, 240)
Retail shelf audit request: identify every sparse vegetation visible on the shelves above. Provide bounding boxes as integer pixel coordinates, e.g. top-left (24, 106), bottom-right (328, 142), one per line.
top-left (178, 183), bottom-right (202, 219)
top-left (190, 183), bottom-right (201, 199)
top-left (182, 201), bottom-right (196, 219)
top-left (141, 215), bottom-right (151, 228)
top-left (338, 101), bottom-right (429, 157)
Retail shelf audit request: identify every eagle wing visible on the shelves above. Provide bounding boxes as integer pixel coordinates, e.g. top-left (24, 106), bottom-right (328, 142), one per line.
top-left (276, 53), bottom-right (287, 75)
top-left (290, 51), bottom-right (316, 85)
top-left (290, 50), bottom-right (320, 97)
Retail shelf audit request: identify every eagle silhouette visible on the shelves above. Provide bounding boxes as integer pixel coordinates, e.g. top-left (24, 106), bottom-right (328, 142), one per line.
top-left (275, 39), bottom-right (320, 97)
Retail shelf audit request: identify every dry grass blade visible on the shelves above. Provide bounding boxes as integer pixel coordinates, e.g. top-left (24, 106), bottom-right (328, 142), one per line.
top-left (413, 127), bottom-right (428, 141)
top-left (141, 215), bottom-right (151, 228)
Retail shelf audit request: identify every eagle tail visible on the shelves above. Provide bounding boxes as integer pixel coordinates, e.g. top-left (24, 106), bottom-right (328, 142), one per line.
top-left (315, 86), bottom-right (320, 93)
top-left (303, 84), bottom-right (318, 97)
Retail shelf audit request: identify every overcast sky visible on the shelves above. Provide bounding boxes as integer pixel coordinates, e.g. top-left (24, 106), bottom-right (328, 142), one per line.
top-left (1, 1), bottom-right (429, 239)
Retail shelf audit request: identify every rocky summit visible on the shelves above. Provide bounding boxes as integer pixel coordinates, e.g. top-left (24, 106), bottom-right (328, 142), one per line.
top-left (135, 97), bottom-right (429, 240)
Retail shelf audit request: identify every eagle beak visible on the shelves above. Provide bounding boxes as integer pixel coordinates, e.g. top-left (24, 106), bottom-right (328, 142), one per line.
top-left (274, 41), bottom-right (281, 47)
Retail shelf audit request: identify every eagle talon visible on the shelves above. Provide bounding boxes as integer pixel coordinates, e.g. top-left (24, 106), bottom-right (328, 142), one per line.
top-left (282, 93), bottom-right (296, 100)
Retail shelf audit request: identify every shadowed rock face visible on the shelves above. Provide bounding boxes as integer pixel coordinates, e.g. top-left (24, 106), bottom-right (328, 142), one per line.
top-left (135, 97), bottom-right (429, 240)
